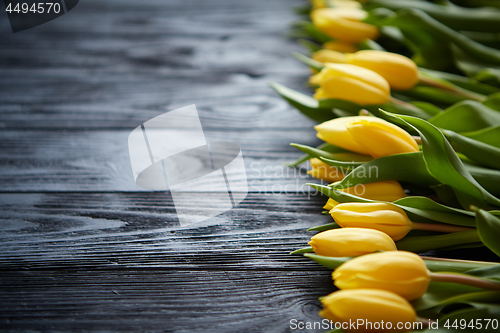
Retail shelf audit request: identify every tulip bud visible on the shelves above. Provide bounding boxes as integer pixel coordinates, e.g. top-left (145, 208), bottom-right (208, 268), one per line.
top-left (323, 181), bottom-right (407, 211)
top-left (312, 0), bottom-right (361, 9)
top-left (324, 198), bottom-right (338, 211)
top-left (311, 8), bottom-right (378, 44)
top-left (310, 63), bottom-right (391, 105)
top-left (315, 116), bottom-right (382, 155)
top-left (347, 50), bottom-right (419, 90)
top-left (346, 118), bottom-right (420, 159)
top-left (308, 227), bottom-right (397, 257)
top-left (330, 202), bottom-right (413, 241)
top-left (311, 50), bottom-right (419, 90)
top-left (314, 116), bottom-right (419, 158)
top-left (312, 49), bottom-right (348, 65)
top-left (308, 158), bottom-right (345, 182)
top-left (333, 251), bottom-right (431, 300)
top-left (319, 289), bottom-right (417, 332)
top-left (323, 40), bottom-right (358, 53)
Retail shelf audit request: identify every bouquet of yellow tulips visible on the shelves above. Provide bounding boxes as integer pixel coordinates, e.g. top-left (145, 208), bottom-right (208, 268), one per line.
top-left (271, 0), bottom-right (500, 331)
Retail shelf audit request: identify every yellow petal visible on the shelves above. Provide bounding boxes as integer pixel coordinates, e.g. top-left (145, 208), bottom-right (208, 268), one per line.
top-left (347, 50), bottom-right (419, 90)
top-left (347, 119), bottom-right (419, 159)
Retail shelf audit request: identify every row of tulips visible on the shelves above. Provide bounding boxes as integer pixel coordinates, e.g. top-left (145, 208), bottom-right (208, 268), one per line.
top-left (272, 0), bottom-right (500, 331)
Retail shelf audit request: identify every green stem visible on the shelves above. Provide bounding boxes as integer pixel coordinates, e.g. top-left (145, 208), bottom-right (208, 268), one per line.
top-left (412, 222), bottom-right (475, 233)
top-left (431, 272), bottom-right (500, 291)
top-left (396, 230), bottom-right (481, 253)
top-left (304, 253), bottom-right (497, 273)
top-left (418, 74), bottom-right (485, 102)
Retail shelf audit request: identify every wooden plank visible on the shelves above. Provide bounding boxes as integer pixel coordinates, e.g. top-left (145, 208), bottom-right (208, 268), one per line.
top-left (0, 193), bottom-right (332, 271)
top-left (0, 129), bottom-right (322, 192)
top-left (0, 269), bottom-right (334, 333)
top-left (0, 0), bottom-right (315, 130)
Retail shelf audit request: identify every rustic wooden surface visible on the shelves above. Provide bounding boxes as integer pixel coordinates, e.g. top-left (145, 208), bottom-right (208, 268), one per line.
top-left (0, 0), bottom-right (343, 332)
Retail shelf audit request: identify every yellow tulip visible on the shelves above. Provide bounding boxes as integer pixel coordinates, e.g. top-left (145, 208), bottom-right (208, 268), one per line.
top-left (310, 63), bottom-right (390, 104)
top-left (312, 49), bottom-right (348, 64)
top-left (324, 198), bottom-right (338, 211)
top-left (312, 50), bottom-right (419, 90)
top-left (347, 50), bottom-right (419, 90)
top-left (315, 116), bottom-right (382, 154)
top-left (308, 158), bottom-right (345, 182)
top-left (319, 289), bottom-right (417, 332)
top-left (333, 251), bottom-right (431, 301)
top-left (314, 116), bottom-right (419, 158)
top-left (330, 202), bottom-right (413, 241)
top-left (308, 227), bottom-right (397, 257)
top-left (323, 40), bottom-right (358, 53)
top-left (323, 181), bottom-right (407, 211)
top-left (347, 118), bottom-right (420, 159)
top-left (311, 8), bottom-right (378, 44)
top-left (311, 0), bottom-right (361, 9)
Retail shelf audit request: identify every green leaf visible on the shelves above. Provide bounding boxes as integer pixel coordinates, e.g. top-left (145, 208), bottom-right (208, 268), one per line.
top-left (309, 183), bottom-right (373, 204)
top-left (429, 100), bottom-right (500, 132)
top-left (383, 10), bottom-right (452, 70)
top-left (393, 196), bottom-right (476, 227)
top-left (308, 222), bottom-right (339, 232)
top-left (310, 182), bottom-right (476, 227)
top-left (290, 247), bottom-right (314, 255)
top-left (390, 9), bottom-right (500, 65)
top-left (397, 86), bottom-right (472, 106)
top-left (396, 230), bottom-right (481, 253)
top-left (444, 130), bottom-right (500, 169)
top-left (466, 265), bottom-right (500, 281)
top-left (424, 259), bottom-right (499, 274)
top-left (473, 208), bottom-right (500, 257)
top-left (419, 68), bottom-right (499, 96)
top-left (319, 157), bottom-right (365, 172)
top-left (291, 143), bottom-right (373, 163)
top-left (464, 163), bottom-right (500, 197)
top-left (287, 142), bottom-right (347, 167)
top-left (462, 126), bottom-right (500, 149)
top-left (382, 110), bottom-right (500, 209)
top-left (292, 52), bottom-right (324, 72)
top-left (335, 152), bottom-right (438, 187)
top-left (410, 101), bottom-right (442, 117)
top-left (269, 82), bottom-right (335, 122)
top-left (298, 39), bottom-right (321, 53)
top-left (369, 0), bottom-right (500, 33)
top-left (295, 20), bottom-right (332, 44)
top-left (303, 253), bottom-right (349, 270)
top-left (413, 281), bottom-right (500, 311)
top-left (483, 93), bottom-right (500, 111)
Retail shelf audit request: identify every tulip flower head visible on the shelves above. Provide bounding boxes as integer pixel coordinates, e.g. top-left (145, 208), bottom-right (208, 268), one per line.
top-left (308, 158), bottom-right (345, 182)
top-left (308, 227), bottom-right (397, 257)
top-left (311, 63), bottom-right (391, 105)
top-left (314, 116), bottom-right (419, 158)
top-left (311, 8), bottom-right (378, 44)
top-left (312, 49), bottom-right (419, 90)
top-left (347, 50), bottom-right (419, 90)
top-left (311, 0), bottom-right (362, 9)
top-left (319, 289), bottom-right (417, 332)
top-left (312, 49), bottom-right (348, 64)
top-left (323, 181), bottom-right (407, 210)
top-left (330, 202), bottom-right (413, 241)
top-left (333, 251), bottom-right (431, 300)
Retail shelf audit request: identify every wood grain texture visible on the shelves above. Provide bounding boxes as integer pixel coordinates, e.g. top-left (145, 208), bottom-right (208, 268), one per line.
top-left (0, 193), bottom-right (333, 271)
top-left (0, 0), bottom-right (341, 332)
top-left (0, 129), bottom-right (322, 192)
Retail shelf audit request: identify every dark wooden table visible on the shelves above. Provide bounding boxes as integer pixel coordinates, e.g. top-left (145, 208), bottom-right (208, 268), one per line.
top-left (0, 1), bottom-right (340, 332)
